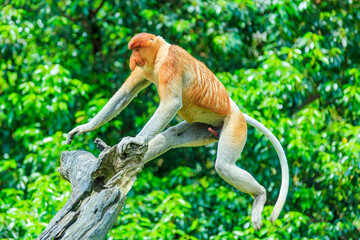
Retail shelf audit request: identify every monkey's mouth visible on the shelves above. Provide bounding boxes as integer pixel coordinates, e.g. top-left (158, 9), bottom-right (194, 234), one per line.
top-left (136, 61), bottom-right (145, 67)
top-left (130, 60), bottom-right (145, 71)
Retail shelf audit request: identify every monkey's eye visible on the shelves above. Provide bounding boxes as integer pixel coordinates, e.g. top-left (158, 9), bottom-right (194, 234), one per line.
top-left (134, 48), bottom-right (139, 52)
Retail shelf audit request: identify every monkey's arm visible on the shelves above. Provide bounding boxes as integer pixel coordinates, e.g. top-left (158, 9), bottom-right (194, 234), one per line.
top-left (67, 68), bottom-right (149, 144)
top-left (137, 96), bottom-right (182, 141)
top-left (117, 95), bottom-right (182, 154)
top-left (117, 71), bottom-right (183, 154)
top-left (135, 63), bottom-right (184, 142)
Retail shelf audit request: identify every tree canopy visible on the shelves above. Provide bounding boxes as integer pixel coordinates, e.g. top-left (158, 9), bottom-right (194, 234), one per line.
top-left (0, 0), bottom-right (359, 239)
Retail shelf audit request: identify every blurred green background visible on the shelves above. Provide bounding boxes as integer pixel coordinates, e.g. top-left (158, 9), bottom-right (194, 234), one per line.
top-left (1, 0), bottom-right (359, 239)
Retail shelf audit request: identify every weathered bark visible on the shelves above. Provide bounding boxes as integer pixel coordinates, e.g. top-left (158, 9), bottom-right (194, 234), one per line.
top-left (37, 138), bottom-right (147, 240)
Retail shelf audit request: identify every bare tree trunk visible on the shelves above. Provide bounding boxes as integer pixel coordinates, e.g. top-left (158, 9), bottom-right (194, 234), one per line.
top-left (37, 138), bottom-right (147, 240)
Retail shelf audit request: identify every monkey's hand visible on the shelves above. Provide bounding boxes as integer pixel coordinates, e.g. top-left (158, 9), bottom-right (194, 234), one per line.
top-left (117, 136), bottom-right (145, 156)
top-left (66, 123), bottom-right (94, 145)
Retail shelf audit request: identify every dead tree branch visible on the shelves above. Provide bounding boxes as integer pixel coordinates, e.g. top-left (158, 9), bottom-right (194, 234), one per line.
top-left (37, 138), bottom-right (147, 240)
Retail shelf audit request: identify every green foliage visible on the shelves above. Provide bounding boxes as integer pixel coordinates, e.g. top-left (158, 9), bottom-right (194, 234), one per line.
top-left (1, 0), bottom-right (359, 239)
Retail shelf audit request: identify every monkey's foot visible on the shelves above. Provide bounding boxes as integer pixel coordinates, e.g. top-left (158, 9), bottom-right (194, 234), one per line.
top-left (251, 188), bottom-right (266, 231)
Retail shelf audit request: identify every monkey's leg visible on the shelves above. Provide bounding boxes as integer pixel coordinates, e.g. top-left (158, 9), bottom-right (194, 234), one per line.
top-left (214, 111), bottom-right (266, 231)
top-left (143, 121), bottom-right (217, 163)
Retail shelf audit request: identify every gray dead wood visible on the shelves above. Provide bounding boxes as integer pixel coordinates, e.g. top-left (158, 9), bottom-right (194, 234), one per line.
top-left (37, 138), bottom-right (148, 240)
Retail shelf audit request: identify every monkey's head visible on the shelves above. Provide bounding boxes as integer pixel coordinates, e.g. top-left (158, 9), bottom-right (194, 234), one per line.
top-left (128, 33), bottom-right (161, 71)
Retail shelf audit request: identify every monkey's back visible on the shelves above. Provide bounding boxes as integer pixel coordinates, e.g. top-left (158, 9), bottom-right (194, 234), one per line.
top-left (167, 45), bottom-right (230, 122)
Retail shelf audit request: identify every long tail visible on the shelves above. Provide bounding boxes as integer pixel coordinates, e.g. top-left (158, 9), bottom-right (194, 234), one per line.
top-left (243, 113), bottom-right (289, 223)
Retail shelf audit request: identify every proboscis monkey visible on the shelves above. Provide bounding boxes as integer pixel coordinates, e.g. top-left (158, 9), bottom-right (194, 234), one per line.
top-left (66, 33), bottom-right (289, 230)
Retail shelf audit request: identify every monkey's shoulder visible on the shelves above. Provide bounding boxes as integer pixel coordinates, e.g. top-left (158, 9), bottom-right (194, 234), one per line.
top-left (163, 45), bottom-right (198, 70)
top-left (156, 45), bottom-right (192, 85)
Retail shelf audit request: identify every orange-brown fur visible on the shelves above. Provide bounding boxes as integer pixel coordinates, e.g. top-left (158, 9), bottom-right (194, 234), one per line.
top-left (167, 46), bottom-right (230, 116)
top-left (225, 111), bottom-right (247, 145)
top-left (128, 33), bottom-right (231, 126)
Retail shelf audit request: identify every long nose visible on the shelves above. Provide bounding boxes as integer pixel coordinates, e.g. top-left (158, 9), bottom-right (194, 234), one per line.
top-left (130, 59), bottom-right (136, 71)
